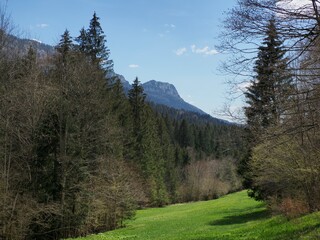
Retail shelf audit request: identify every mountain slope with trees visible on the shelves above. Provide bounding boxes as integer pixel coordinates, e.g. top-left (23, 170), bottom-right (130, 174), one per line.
top-left (118, 75), bottom-right (209, 115)
top-left (139, 80), bottom-right (206, 115)
top-left (0, 9), bottom-right (245, 240)
top-left (222, 0), bottom-right (320, 217)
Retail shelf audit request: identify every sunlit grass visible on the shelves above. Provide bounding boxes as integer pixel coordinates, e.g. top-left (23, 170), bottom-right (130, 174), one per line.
top-left (69, 191), bottom-right (320, 240)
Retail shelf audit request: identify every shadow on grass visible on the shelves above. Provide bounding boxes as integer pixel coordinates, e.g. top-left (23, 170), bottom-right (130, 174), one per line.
top-left (209, 209), bottom-right (269, 226)
top-left (191, 222), bottom-right (320, 240)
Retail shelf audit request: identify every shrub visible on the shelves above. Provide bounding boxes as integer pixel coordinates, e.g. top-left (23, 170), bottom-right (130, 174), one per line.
top-left (177, 158), bottom-right (241, 202)
top-left (268, 196), bottom-right (310, 219)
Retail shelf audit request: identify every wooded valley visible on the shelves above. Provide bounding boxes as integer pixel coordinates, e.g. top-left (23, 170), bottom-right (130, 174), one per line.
top-left (2, 0), bottom-right (320, 239)
top-left (0, 9), bottom-right (244, 240)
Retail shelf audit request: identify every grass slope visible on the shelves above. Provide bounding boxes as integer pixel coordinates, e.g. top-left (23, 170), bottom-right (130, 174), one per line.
top-left (71, 191), bottom-right (320, 240)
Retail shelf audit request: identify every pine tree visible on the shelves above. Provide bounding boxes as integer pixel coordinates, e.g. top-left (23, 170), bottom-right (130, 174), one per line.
top-left (76, 27), bottom-right (88, 53)
top-left (56, 29), bottom-right (73, 63)
top-left (245, 19), bottom-right (292, 142)
top-left (127, 77), bottom-right (146, 162)
top-left (177, 119), bottom-right (193, 148)
top-left (128, 77), bottom-right (146, 134)
top-left (127, 78), bottom-right (170, 205)
top-left (76, 12), bottom-right (113, 72)
top-left (243, 18), bottom-right (293, 199)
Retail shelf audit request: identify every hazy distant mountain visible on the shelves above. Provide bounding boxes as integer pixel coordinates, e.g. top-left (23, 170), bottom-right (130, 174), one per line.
top-left (142, 80), bottom-right (207, 115)
top-left (10, 36), bottom-right (223, 121)
top-left (119, 76), bottom-right (206, 115)
top-left (7, 34), bottom-right (55, 58)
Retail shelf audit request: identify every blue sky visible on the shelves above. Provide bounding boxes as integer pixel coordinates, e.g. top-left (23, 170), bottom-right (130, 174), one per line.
top-left (7, 0), bottom-right (237, 118)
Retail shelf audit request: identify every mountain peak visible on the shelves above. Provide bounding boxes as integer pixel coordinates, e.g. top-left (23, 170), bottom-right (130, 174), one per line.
top-left (141, 81), bottom-right (206, 115)
top-left (143, 80), bottom-right (181, 100)
top-left (115, 74), bottom-right (206, 115)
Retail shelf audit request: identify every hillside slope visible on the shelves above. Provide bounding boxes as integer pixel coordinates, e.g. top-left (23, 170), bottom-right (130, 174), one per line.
top-left (9, 36), bottom-right (224, 122)
top-left (71, 191), bottom-right (320, 240)
top-left (142, 80), bottom-right (207, 115)
top-left (119, 76), bottom-right (207, 115)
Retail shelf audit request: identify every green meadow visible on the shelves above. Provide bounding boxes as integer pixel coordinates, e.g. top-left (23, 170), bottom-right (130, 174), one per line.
top-left (71, 191), bottom-right (320, 240)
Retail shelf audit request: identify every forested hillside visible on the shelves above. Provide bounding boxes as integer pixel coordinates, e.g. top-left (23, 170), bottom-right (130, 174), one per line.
top-left (221, 0), bottom-right (320, 220)
top-left (0, 11), bottom-right (244, 240)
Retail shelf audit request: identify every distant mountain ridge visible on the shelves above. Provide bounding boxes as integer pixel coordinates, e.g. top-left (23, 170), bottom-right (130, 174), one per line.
top-left (119, 76), bottom-right (207, 115)
top-left (11, 36), bottom-right (221, 120)
top-left (142, 80), bottom-right (207, 115)
top-left (7, 34), bottom-right (55, 58)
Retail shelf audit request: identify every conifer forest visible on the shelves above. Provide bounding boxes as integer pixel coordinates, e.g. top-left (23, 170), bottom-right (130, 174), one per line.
top-left (0, 11), bottom-right (244, 239)
top-left (2, 0), bottom-right (320, 239)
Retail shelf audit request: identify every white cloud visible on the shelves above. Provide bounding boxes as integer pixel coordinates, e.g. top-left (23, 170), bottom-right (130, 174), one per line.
top-left (191, 45), bottom-right (219, 56)
top-left (165, 23), bottom-right (176, 28)
top-left (160, 23), bottom-right (176, 37)
top-left (290, 0), bottom-right (310, 6)
top-left (277, 0), bottom-right (318, 13)
top-left (129, 64), bottom-right (139, 68)
top-left (278, 0), bottom-right (310, 8)
top-left (36, 23), bottom-right (49, 28)
top-left (175, 47), bottom-right (187, 56)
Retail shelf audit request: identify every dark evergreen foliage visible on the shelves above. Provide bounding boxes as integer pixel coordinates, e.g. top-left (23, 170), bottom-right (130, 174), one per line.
top-left (151, 103), bottom-right (246, 160)
top-left (0, 12), bottom-right (245, 240)
top-left (76, 12), bottom-right (113, 72)
top-left (245, 19), bottom-right (292, 141)
top-left (243, 19), bottom-right (293, 200)
top-left (56, 29), bottom-right (73, 62)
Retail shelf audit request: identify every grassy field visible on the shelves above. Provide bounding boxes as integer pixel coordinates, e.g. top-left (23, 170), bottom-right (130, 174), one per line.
top-left (71, 191), bottom-right (320, 240)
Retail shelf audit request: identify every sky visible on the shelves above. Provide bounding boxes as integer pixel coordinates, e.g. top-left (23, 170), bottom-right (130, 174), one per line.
top-left (6, 0), bottom-right (238, 119)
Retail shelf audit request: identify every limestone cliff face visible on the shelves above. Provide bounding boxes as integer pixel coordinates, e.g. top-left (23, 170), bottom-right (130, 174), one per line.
top-left (142, 80), bottom-right (182, 100)
top-left (119, 76), bottom-right (206, 115)
top-left (142, 80), bottom-right (206, 115)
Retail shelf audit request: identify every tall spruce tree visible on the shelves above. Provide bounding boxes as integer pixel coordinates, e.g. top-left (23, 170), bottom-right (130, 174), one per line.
top-left (128, 77), bottom-right (146, 162)
top-left (177, 119), bottom-right (193, 148)
top-left (127, 78), bottom-right (170, 206)
top-left (128, 77), bottom-right (146, 136)
top-left (245, 19), bottom-right (292, 141)
top-left (56, 29), bottom-right (73, 63)
top-left (76, 27), bottom-right (88, 53)
top-left (242, 19), bottom-right (293, 199)
top-left (76, 12), bottom-right (113, 72)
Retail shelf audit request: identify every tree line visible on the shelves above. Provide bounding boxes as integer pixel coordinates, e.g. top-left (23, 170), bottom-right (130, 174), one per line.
top-left (0, 9), bottom-right (244, 240)
top-left (222, 0), bottom-right (320, 218)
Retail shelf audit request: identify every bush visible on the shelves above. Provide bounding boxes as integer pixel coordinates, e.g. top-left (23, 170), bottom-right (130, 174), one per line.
top-left (268, 197), bottom-right (310, 219)
top-left (251, 135), bottom-right (320, 215)
top-left (177, 158), bottom-right (242, 202)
